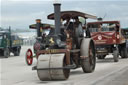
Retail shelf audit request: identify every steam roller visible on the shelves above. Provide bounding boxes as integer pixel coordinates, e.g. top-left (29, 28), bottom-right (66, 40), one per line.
top-left (37, 53), bottom-right (70, 80)
top-left (28, 2), bottom-right (97, 81)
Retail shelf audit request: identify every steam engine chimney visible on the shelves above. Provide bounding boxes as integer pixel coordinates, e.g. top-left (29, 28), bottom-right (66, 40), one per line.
top-left (36, 19), bottom-right (41, 37)
top-left (53, 3), bottom-right (61, 35)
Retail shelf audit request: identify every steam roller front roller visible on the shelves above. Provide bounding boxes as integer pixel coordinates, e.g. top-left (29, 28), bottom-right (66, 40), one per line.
top-left (37, 53), bottom-right (70, 81)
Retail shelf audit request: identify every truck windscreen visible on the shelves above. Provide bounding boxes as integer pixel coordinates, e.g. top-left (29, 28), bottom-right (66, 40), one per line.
top-left (88, 23), bottom-right (116, 32)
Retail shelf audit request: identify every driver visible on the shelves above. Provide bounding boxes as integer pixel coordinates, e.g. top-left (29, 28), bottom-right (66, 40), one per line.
top-left (74, 16), bottom-right (82, 27)
top-left (64, 17), bottom-right (70, 27)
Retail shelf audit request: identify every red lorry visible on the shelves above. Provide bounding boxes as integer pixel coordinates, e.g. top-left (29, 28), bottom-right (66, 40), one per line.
top-left (87, 21), bottom-right (128, 62)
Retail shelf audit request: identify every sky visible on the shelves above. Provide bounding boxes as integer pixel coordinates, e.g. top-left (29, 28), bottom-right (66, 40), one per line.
top-left (1, 0), bottom-right (128, 29)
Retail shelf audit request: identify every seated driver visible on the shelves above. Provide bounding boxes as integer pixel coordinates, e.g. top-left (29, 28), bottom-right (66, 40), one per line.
top-left (64, 17), bottom-right (70, 27)
top-left (74, 16), bottom-right (82, 27)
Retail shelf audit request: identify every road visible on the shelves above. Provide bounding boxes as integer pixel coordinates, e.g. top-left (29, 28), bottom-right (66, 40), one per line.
top-left (1, 46), bottom-right (128, 85)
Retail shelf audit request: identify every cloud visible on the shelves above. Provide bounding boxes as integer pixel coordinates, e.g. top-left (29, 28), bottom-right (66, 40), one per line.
top-left (1, 11), bottom-right (54, 29)
top-left (8, 0), bottom-right (53, 2)
top-left (2, 0), bottom-right (53, 6)
top-left (1, 0), bottom-right (128, 28)
top-left (8, 0), bottom-right (128, 1)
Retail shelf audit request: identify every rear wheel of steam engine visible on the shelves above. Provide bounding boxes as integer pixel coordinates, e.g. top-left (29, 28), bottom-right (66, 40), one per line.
top-left (25, 49), bottom-right (33, 65)
top-left (37, 53), bottom-right (70, 81)
top-left (113, 50), bottom-right (119, 62)
top-left (80, 38), bottom-right (96, 73)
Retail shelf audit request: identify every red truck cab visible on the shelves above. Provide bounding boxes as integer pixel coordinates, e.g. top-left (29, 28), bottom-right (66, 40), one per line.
top-left (87, 21), bottom-right (128, 62)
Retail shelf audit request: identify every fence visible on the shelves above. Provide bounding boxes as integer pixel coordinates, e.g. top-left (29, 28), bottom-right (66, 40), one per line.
top-left (22, 37), bottom-right (36, 46)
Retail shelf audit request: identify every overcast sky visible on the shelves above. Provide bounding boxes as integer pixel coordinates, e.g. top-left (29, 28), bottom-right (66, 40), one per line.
top-left (1, 0), bottom-right (128, 29)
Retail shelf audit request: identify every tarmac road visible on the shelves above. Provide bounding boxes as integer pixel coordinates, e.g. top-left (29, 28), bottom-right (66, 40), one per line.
top-left (0, 46), bottom-right (128, 85)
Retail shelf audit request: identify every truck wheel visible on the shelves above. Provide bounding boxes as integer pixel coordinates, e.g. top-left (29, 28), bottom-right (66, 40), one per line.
top-left (25, 49), bottom-right (33, 66)
top-left (4, 48), bottom-right (10, 58)
top-left (113, 50), bottom-right (119, 62)
top-left (120, 50), bottom-right (125, 58)
top-left (97, 55), bottom-right (106, 59)
top-left (80, 38), bottom-right (96, 73)
top-left (121, 47), bottom-right (128, 58)
top-left (124, 48), bottom-right (128, 58)
top-left (14, 48), bottom-right (20, 56)
top-left (14, 50), bottom-right (19, 56)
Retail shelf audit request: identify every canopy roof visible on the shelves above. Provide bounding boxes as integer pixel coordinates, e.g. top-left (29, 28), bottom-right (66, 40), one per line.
top-left (47, 11), bottom-right (97, 20)
top-left (29, 23), bottom-right (54, 29)
top-left (87, 21), bottom-right (120, 24)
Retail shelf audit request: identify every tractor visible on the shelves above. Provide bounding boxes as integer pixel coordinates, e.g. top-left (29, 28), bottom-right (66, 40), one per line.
top-left (87, 21), bottom-right (128, 62)
top-left (26, 3), bottom-right (97, 80)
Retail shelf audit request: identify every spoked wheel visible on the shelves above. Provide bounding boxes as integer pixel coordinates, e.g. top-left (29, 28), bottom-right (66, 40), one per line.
top-left (25, 49), bottom-right (33, 65)
top-left (37, 53), bottom-right (70, 81)
top-left (80, 38), bottom-right (96, 73)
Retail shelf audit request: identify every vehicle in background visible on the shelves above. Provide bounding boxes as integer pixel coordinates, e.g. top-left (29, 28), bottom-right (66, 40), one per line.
top-left (121, 28), bottom-right (128, 56)
top-left (87, 21), bottom-right (128, 62)
top-left (0, 27), bottom-right (23, 58)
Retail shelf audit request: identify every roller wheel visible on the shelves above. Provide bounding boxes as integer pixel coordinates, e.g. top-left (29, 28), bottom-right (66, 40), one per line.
top-left (113, 50), bottom-right (119, 62)
top-left (37, 54), bottom-right (70, 81)
top-left (25, 49), bottom-right (33, 65)
top-left (80, 38), bottom-right (96, 73)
